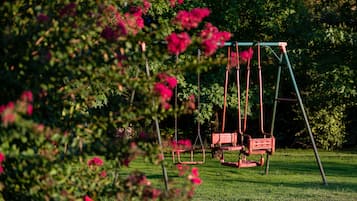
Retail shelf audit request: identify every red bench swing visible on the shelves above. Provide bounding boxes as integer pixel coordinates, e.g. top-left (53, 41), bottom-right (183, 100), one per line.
top-left (211, 42), bottom-right (275, 168)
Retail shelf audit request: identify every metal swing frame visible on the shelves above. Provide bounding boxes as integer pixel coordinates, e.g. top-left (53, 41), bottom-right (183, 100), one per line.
top-left (172, 50), bottom-right (206, 165)
top-left (211, 41), bottom-right (327, 186)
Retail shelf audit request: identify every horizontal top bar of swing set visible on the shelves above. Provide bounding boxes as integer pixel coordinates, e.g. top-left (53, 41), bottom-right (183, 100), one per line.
top-left (219, 42), bottom-right (287, 47)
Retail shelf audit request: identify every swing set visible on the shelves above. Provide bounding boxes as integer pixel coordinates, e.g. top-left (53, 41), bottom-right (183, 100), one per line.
top-left (170, 41), bottom-right (327, 185)
top-left (211, 42), bottom-right (275, 168)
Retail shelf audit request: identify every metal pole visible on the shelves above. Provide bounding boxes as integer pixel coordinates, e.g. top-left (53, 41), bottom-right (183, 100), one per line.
top-left (281, 46), bottom-right (328, 186)
top-left (266, 53), bottom-right (283, 175)
top-left (174, 54), bottom-right (178, 142)
top-left (154, 118), bottom-right (169, 191)
top-left (142, 42), bottom-right (169, 191)
top-left (270, 53), bottom-right (284, 136)
top-left (222, 47), bottom-right (230, 133)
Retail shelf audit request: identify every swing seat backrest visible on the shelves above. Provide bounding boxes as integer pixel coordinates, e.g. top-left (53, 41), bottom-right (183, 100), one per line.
top-left (211, 132), bottom-right (238, 147)
top-left (245, 135), bottom-right (275, 155)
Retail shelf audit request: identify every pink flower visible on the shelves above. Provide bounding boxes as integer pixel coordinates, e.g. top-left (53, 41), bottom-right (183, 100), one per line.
top-left (188, 167), bottom-right (202, 185)
top-left (87, 156), bottom-right (104, 167)
top-left (191, 177), bottom-right (202, 185)
top-left (118, 9), bottom-right (144, 36)
top-left (1, 102), bottom-right (16, 125)
top-left (176, 163), bottom-right (190, 176)
top-left (200, 23), bottom-right (231, 56)
top-left (0, 105), bottom-right (6, 114)
top-left (143, 0), bottom-right (151, 14)
top-left (163, 102), bottom-right (171, 110)
top-left (6, 102), bottom-right (15, 110)
top-left (175, 8), bottom-right (210, 30)
top-left (83, 195), bottom-right (93, 201)
top-left (201, 40), bottom-right (217, 56)
top-left (170, 0), bottom-right (184, 7)
top-left (151, 188), bottom-right (161, 200)
top-left (191, 167), bottom-right (199, 177)
top-left (0, 152), bottom-right (4, 175)
top-left (230, 51), bottom-right (239, 67)
top-left (171, 139), bottom-right (192, 151)
top-left (178, 139), bottom-right (192, 148)
top-left (240, 47), bottom-right (254, 62)
top-left (154, 73), bottom-right (177, 109)
top-left (157, 153), bottom-right (164, 162)
top-left (21, 91), bottom-right (33, 102)
top-left (27, 104), bottom-right (33, 116)
top-left (37, 13), bottom-right (49, 23)
top-left (100, 170), bottom-right (107, 178)
top-left (2, 113), bottom-right (15, 125)
top-left (154, 83), bottom-right (173, 101)
top-left (139, 175), bottom-right (151, 186)
top-left (166, 32), bottom-right (191, 55)
top-left (34, 124), bottom-right (45, 133)
top-left (165, 76), bottom-right (178, 89)
top-left (0, 152), bottom-right (5, 163)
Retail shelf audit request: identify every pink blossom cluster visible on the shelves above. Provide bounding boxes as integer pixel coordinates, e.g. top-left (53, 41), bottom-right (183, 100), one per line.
top-left (0, 91), bottom-right (34, 126)
top-left (176, 163), bottom-right (190, 176)
top-left (100, 3), bottom-right (150, 41)
top-left (0, 102), bottom-right (15, 126)
top-left (175, 165), bottom-right (202, 198)
top-left (229, 47), bottom-right (254, 67)
top-left (0, 152), bottom-right (5, 174)
top-left (87, 156), bottom-right (104, 167)
top-left (154, 73), bottom-right (178, 110)
top-left (174, 8), bottom-right (210, 30)
top-left (240, 47), bottom-right (254, 62)
top-left (83, 195), bottom-right (93, 201)
top-left (170, 0), bottom-right (184, 7)
top-left (166, 32), bottom-right (191, 55)
top-left (171, 139), bottom-right (192, 151)
top-left (200, 23), bottom-right (231, 56)
top-left (188, 167), bottom-right (202, 185)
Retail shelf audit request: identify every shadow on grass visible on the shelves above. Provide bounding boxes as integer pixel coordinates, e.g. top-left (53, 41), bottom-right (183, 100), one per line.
top-left (270, 160), bottom-right (357, 178)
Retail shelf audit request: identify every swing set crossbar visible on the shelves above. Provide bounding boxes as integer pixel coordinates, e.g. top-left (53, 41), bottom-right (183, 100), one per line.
top-left (221, 41), bottom-right (287, 47)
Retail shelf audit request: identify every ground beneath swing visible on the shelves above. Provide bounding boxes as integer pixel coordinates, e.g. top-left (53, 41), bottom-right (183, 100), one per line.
top-left (126, 148), bottom-right (357, 201)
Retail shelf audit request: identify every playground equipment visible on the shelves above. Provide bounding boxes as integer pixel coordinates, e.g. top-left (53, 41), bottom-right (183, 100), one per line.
top-left (171, 50), bottom-right (206, 165)
top-left (210, 42), bottom-right (327, 185)
top-left (211, 42), bottom-right (275, 168)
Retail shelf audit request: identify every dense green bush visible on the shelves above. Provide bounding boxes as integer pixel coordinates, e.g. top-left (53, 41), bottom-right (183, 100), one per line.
top-left (0, 0), bottom-right (231, 200)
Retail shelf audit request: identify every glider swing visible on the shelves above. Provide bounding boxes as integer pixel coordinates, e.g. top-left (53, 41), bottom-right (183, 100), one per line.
top-left (171, 50), bottom-right (206, 165)
top-left (211, 42), bottom-right (275, 168)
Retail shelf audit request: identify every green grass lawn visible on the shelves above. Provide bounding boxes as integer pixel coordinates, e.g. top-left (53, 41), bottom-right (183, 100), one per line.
top-left (126, 148), bottom-right (357, 201)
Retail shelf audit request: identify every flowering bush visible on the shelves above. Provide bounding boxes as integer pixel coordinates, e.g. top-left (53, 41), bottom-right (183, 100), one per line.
top-left (0, 0), bottom-right (230, 200)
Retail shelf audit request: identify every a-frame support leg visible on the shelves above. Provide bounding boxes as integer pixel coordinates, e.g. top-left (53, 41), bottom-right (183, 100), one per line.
top-left (279, 45), bottom-right (328, 186)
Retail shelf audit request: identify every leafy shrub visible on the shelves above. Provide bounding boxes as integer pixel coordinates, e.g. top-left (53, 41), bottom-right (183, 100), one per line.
top-left (0, 0), bottom-right (231, 200)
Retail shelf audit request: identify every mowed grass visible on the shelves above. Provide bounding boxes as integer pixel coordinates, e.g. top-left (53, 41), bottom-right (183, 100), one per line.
top-left (125, 148), bottom-right (357, 201)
